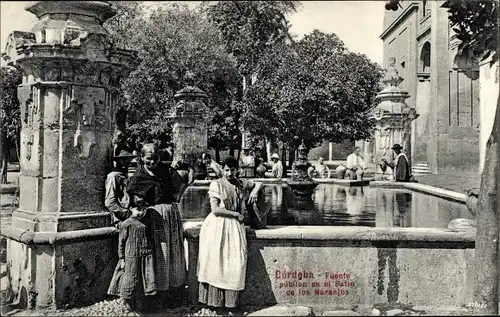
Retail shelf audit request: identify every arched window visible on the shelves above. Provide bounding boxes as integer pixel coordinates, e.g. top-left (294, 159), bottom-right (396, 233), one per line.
top-left (420, 42), bottom-right (431, 73)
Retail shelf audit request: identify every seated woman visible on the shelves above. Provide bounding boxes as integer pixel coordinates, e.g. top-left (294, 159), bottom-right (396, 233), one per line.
top-left (127, 143), bottom-right (191, 309)
top-left (197, 156), bottom-right (264, 312)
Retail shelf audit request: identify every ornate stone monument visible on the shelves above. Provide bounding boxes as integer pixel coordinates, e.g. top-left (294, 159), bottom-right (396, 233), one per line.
top-left (286, 141), bottom-right (318, 201)
top-left (2, 1), bottom-right (138, 309)
top-left (171, 72), bottom-right (209, 168)
top-left (372, 57), bottom-right (419, 181)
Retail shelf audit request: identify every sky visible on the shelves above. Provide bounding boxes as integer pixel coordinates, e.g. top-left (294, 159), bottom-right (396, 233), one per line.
top-left (0, 1), bottom-right (385, 66)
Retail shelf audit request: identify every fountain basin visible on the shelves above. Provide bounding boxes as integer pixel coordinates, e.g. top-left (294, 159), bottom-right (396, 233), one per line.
top-left (184, 223), bottom-right (474, 310)
top-left (182, 181), bottom-right (475, 310)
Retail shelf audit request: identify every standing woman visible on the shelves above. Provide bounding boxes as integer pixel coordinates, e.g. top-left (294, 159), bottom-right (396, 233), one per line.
top-left (127, 143), bottom-right (190, 309)
top-left (197, 156), bottom-right (263, 311)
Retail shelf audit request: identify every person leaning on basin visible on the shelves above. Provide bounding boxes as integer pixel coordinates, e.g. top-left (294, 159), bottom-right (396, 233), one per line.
top-left (269, 153), bottom-right (284, 178)
top-left (258, 153), bottom-right (284, 179)
top-left (314, 157), bottom-right (331, 179)
top-left (238, 147), bottom-right (256, 178)
top-left (202, 153), bottom-right (224, 179)
top-left (197, 156), bottom-right (269, 313)
top-left (159, 141), bottom-right (175, 166)
top-left (105, 150), bottom-right (136, 227)
top-left (381, 143), bottom-right (414, 182)
top-left (107, 143), bottom-right (193, 311)
top-left (345, 146), bottom-right (367, 180)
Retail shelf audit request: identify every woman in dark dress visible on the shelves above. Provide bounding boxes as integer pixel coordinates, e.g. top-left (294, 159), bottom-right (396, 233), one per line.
top-left (127, 143), bottom-right (191, 309)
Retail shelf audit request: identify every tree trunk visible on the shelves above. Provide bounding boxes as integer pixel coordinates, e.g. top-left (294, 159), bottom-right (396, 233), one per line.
top-left (116, 107), bottom-right (128, 133)
top-left (281, 143), bottom-right (287, 178)
top-left (472, 92), bottom-right (499, 315)
top-left (0, 118), bottom-right (9, 184)
top-left (266, 137), bottom-right (272, 162)
top-left (0, 149), bottom-right (8, 184)
top-left (288, 145), bottom-right (296, 171)
top-left (215, 141), bottom-right (221, 164)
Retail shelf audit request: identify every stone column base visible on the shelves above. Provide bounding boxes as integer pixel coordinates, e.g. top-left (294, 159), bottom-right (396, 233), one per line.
top-left (2, 226), bottom-right (118, 309)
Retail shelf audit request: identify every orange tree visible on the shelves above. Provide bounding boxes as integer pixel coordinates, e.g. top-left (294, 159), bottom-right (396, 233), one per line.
top-left (244, 30), bottom-right (383, 155)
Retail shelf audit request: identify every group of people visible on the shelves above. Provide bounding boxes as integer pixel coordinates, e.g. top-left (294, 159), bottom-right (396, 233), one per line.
top-left (336, 144), bottom-right (413, 182)
top-left (104, 142), bottom-right (267, 312)
top-left (103, 140), bottom-right (412, 311)
top-left (239, 148), bottom-right (284, 179)
top-left (192, 147), bottom-right (285, 180)
top-left (105, 143), bottom-right (189, 311)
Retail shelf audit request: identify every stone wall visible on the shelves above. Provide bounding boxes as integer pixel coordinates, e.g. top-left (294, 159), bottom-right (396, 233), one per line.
top-left (5, 235), bottom-right (117, 309)
top-left (185, 225), bottom-right (474, 310)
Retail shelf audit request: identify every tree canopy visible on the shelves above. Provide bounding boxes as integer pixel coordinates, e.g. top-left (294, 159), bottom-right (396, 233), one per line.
top-left (443, 0), bottom-right (498, 63)
top-left (201, 1), bottom-right (301, 77)
top-left (105, 2), bottom-right (242, 151)
top-left (244, 30), bottom-right (383, 150)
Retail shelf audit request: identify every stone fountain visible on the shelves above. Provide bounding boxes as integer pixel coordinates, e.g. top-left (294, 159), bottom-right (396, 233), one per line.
top-left (171, 71), bottom-right (209, 167)
top-left (286, 141), bottom-right (318, 201)
top-left (371, 57), bottom-right (419, 181)
top-left (2, 1), bottom-right (139, 309)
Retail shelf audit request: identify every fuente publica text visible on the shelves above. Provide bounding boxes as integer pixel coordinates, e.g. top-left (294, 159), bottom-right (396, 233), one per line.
top-left (275, 270), bottom-right (355, 297)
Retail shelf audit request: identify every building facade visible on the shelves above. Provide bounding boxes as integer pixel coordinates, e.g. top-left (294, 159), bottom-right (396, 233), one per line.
top-left (380, 0), bottom-right (480, 176)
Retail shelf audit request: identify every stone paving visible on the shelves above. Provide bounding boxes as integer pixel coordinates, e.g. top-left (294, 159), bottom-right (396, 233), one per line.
top-left (3, 301), bottom-right (475, 317)
top-left (5, 299), bottom-right (260, 317)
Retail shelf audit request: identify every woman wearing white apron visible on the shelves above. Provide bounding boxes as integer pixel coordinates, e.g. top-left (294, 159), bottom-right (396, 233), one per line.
top-left (197, 156), bottom-right (263, 310)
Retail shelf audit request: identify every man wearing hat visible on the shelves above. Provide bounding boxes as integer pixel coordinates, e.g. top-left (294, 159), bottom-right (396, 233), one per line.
top-left (382, 144), bottom-right (412, 182)
top-left (105, 150), bottom-right (136, 226)
top-left (270, 153), bottom-right (283, 179)
top-left (159, 142), bottom-right (175, 166)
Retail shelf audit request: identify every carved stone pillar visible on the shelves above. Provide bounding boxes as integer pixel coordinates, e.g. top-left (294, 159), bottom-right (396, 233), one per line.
top-left (171, 73), bottom-right (209, 166)
top-left (2, 1), bottom-right (138, 309)
top-left (372, 57), bottom-right (419, 181)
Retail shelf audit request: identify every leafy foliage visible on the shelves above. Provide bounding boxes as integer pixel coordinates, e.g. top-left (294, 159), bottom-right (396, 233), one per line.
top-left (105, 3), bottom-right (242, 151)
top-left (0, 66), bottom-right (22, 149)
top-left (106, 2), bottom-right (383, 155)
top-left (244, 30), bottom-right (383, 150)
top-left (443, 0), bottom-right (498, 63)
top-left (105, 1), bottom-right (145, 50)
top-left (202, 1), bottom-right (301, 76)
top-left (0, 66), bottom-right (22, 183)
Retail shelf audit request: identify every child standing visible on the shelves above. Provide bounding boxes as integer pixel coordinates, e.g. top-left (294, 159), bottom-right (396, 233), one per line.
top-left (108, 204), bottom-right (157, 311)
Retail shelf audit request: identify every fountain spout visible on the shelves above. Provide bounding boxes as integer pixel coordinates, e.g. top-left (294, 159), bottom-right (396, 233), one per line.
top-left (286, 140), bottom-right (319, 201)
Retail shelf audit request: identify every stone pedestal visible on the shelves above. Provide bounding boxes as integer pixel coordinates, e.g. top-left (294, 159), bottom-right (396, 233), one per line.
top-left (286, 141), bottom-right (318, 201)
top-left (372, 58), bottom-right (419, 181)
top-left (171, 73), bottom-right (209, 167)
top-left (1, 1), bottom-right (138, 309)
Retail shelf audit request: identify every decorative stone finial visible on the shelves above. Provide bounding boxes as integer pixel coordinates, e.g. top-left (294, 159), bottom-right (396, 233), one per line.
top-left (174, 72), bottom-right (208, 103)
top-left (184, 70), bottom-right (196, 87)
top-left (26, 1), bottom-right (116, 24)
top-left (382, 57), bottom-right (404, 87)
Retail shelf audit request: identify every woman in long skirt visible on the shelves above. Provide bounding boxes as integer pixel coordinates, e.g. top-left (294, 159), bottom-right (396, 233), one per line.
top-left (127, 143), bottom-right (191, 309)
top-left (197, 156), bottom-right (263, 311)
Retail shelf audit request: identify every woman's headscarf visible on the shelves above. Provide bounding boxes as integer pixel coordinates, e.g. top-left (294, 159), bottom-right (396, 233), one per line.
top-left (127, 143), bottom-right (172, 206)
